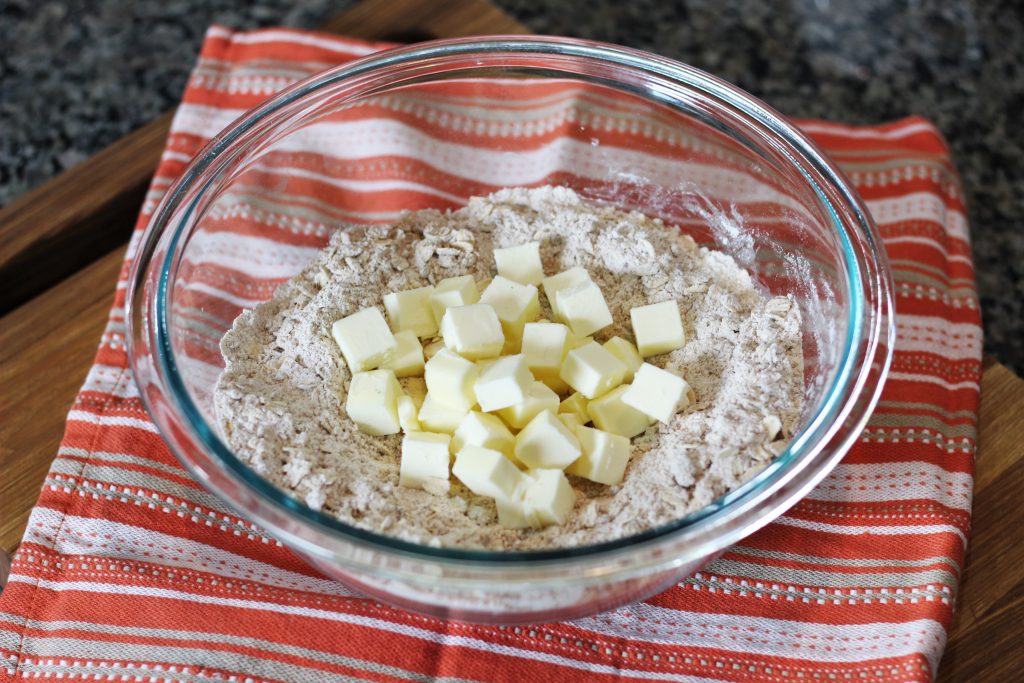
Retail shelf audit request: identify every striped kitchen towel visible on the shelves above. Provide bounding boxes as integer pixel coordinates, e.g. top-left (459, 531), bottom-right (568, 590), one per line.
top-left (0, 26), bottom-right (979, 683)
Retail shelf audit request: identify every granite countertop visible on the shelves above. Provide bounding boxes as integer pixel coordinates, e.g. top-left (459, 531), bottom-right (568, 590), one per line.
top-left (1, 0), bottom-right (1020, 372)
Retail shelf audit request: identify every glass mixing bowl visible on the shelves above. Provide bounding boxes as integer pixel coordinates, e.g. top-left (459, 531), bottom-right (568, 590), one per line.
top-left (127, 36), bottom-right (894, 624)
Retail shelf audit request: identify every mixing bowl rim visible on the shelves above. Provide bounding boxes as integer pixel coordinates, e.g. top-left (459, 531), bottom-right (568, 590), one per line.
top-left (130, 35), bottom-right (894, 567)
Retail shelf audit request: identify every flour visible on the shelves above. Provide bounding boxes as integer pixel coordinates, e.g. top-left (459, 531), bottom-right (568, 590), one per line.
top-left (213, 186), bottom-right (803, 550)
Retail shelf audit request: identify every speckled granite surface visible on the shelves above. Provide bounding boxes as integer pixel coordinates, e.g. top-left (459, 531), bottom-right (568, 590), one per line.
top-left (1, 0), bottom-right (1020, 371)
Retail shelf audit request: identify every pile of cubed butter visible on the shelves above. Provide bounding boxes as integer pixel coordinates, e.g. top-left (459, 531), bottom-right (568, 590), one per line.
top-left (331, 241), bottom-right (693, 530)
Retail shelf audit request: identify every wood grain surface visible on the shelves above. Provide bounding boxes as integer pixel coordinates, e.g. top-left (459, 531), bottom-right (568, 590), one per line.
top-left (0, 112), bottom-right (172, 314)
top-left (0, 247), bottom-right (124, 551)
top-left (0, 0), bottom-right (1018, 679)
top-left (936, 359), bottom-right (1024, 682)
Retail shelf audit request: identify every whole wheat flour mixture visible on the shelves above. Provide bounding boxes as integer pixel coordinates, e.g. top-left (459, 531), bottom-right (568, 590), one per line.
top-left (214, 186), bottom-right (803, 550)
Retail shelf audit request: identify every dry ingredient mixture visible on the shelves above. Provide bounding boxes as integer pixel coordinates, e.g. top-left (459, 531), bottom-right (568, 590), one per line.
top-left (213, 186), bottom-right (803, 550)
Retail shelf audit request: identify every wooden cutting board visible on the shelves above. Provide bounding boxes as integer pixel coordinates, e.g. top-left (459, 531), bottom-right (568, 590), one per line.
top-left (0, 0), bottom-right (1019, 679)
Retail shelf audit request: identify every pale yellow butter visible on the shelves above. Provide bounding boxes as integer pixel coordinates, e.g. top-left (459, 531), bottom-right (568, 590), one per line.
top-left (554, 278), bottom-right (613, 337)
top-left (603, 336), bottom-right (643, 382)
top-left (501, 333), bottom-right (522, 357)
top-left (558, 391), bottom-right (591, 424)
top-left (428, 275), bottom-right (479, 325)
top-left (540, 266), bottom-right (589, 322)
top-left (475, 358), bottom-right (498, 373)
top-left (557, 412), bottom-right (583, 433)
top-left (534, 368), bottom-right (571, 395)
top-left (568, 333), bottom-right (594, 349)
top-left (424, 348), bottom-right (479, 411)
top-left (493, 241), bottom-right (544, 285)
top-left (497, 380), bottom-right (560, 429)
top-left (399, 431), bottom-right (451, 493)
top-left (452, 445), bottom-right (527, 503)
top-left (566, 425), bottom-right (631, 485)
top-left (495, 498), bottom-right (531, 529)
top-left (336, 246), bottom-right (704, 532)
top-left (396, 394), bottom-right (421, 432)
top-left (385, 330), bottom-right (425, 378)
top-left (621, 362), bottom-right (692, 423)
top-left (586, 384), bottom-right (653, 438)
top-left (480, 275), bottom-right (540, 341)
top-left (521, 321), bottom-right (570, 375)
top-left (417, 393), bottom-right (469, 434)
top-left (331, 307), bottom-right (396, 372)
top-left (345, 369), bottom-right (402, 436)
top-left (494, 469), bottom-right (576, 529)
top-left (422, 338), bottom-right (445, 360)
top-left (522, 468), bottom-right (576, 527)
top-left (473, 353), bottom-right (533, 413)
top-left (630, 300), bottom-right (686, 357)
top-left (521, 321), bottom-right (571, 394)
top-left (451, 411), bottom-right (516, 460)
top-left (559, 340), bottom-right (628, 399)
top-left (404, 378), bottom-right (427, 408)
top-left (383, 285), bottom-right (437, 338)
top-left (514, 409), bottom-right (582, 470)
top-left (439, 303), bottom-right (504, 360)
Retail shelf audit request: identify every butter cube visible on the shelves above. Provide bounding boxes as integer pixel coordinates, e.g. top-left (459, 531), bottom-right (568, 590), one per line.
top-left (399, 431), bottom-right (451, 493)
top-left (440, 303), bottom-right (504, 360)
top-left (559, 392), bottom-right (591, 424)
top-left (474, 354), bottom-right (533, 412)
top-left (501, 334), bottom-right (522, 357)
top-left (621, 363), bottom-right (692, 423)
top-left (479, 275), bottom-right (540, 340)
top-left (428, 275), bottom-right (480, 325)
top-left (385, 330), bottom-right (425, 378)
top-left (534, 369), bottom-right (571, 395)
top-left (397, 394), bottom-right (421, 432)
top-left (452, 411), bottom-right (516, 460)
top-left (541, 266), bottom-right (589, 322)
top-left (568, 333), bottom-right (594, 349)
top-left (417, 393), bottom-right (469, 434)
top-left (495, 499), bottom-right (531, 529)
top-left (496, 469), bottom-right (576, 529)
top-left (536, 331), bottom-right (585, 395)
top-left (521, 322), bottom-right (570, 374)
top-left (514, 410), bottom-right (581, 470)
top-left (554, 279), bottom-right (613, 337)
top-left (630, 300), bottom-right (685, 356)
top-left (521, 321), bottom-right (571, 393)
top-left (603, 336), bottom-right (643, 381)
top-left (332, 307), bottom-right (397, 372)
top-left (566, 426), bottom-right (631, 485)
top-left (586, 385), bottom-right (653, 438)
top-left (452, 446), bottom-right (527, 503)
top-left (559, 341), bottom-right (628, 399)
top-left (345, 369), bottom-right (402, 436)
top-left (423, 338), bottom-right (445, 360)
top-left (404, 377), bottom-right (427, 408)
top-left (558, 412), bottom-right (583, 433)
top-left (497, 380), bottom-right (560, 429)
top-left (522, 469), bottom-right (575, 527)
top-left (494, 241), bottom-right (544, 285)
top-left (475, 358), bottom-right (498, 373)
top-left (424, 348), bottom-right (479, 411)
top-left (383, 285), bottom-right (437, 338)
